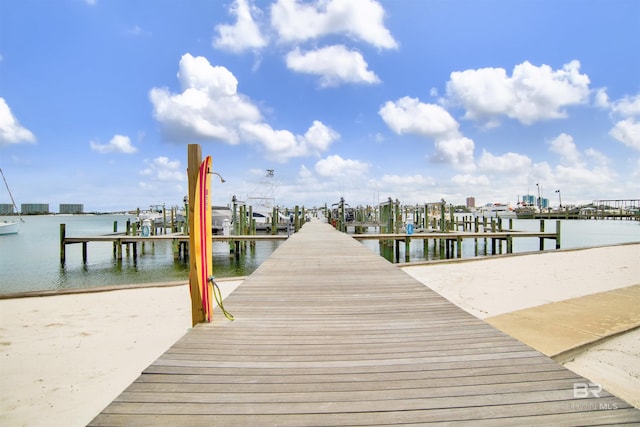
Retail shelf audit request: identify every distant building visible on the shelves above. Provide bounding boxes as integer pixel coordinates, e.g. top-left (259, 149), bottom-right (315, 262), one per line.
top-left (466, 197), bottom-right (475, 208)
top-left (522, 194), bottom-right (535, 206)
top-left (540, 198), bottom-right (550, 209)
top-left (59, 204), bottom-right (84, 214)
top-left (0, 204), bottom-right (16, 215)
top-left (21, 203), bottom-right (49, 214)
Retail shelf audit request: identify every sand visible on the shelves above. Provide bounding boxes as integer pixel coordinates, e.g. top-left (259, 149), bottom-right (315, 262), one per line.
top-left (402, 243), bottom-right (640, 409)
top-left (0, 279), bottom-right (243, 427)
top-left (1, 244), bottom-right (639, 426)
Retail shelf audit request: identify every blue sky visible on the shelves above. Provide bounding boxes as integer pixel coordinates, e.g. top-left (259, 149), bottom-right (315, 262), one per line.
top-left (1, 0), bottom-right (639, 212)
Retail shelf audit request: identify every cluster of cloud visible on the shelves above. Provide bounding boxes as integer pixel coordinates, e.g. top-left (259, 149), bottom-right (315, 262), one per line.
top-left (445, 60), bottom-right (591, 127)
top-left (149, 53), bottom-right (340, 162)
top-left (598, 91), bottom-right (640, 152)
top-left (213, 0), bottom-right (395, 87)
top-left (374, 59), bottom-right (640, 204)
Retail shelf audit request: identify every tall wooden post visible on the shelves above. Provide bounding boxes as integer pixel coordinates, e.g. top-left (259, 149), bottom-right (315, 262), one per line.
top-left (60, 223), bottom-right (66, 266)
top-left (188, 144), bottom-right (206, 326)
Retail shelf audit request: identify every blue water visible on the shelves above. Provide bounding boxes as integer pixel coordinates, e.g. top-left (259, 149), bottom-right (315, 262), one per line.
top-left (359, 218), bottom-right (640, 263)
top-left (0, 215), bottom-right (283, 294)
top-left (0, 215), bottom-right (638, 294)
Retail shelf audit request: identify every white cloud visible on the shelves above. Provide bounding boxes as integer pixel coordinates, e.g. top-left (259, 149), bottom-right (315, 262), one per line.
top-left (314, 154), bottom-right (369, 177)
top-left (610, 119), bottom-right (640, 151)
top-left (90, 135), bottom-right (137, 154)
top-left (286, 45), bottom-right (380, 87)
top-left (379, 97), bottom-right (459, 138)
top-left (451, 174), bottom-right (491, 187)
top-left (477, 150), bottom-right (532, 174)
top-left (213, 0), bottom-right (267, 53)
top-left (594, 88), bottom-right (610, 109)
top-left (0, 98), bottom-right (36, 146)
top-left (150, 53), bottom-right (336, 161)
top-left (241, 120), bottom-right (339, 161)
top-left (271, 0), bottom-right (397, 49)
top-left (549, 133), bottom-right (583, 165)
top-left (611, 93), bottom-right (640, 117)
top-left (545, 134), bottom-right (616, 191)
top-left (140, 157), bottom-right (184, 182)
top-left (150, 53), bottom-right (261, 143)
top-left (379, 96), bottom-right (475, 169)
top-left (446, 60), bottom-right (591, 126)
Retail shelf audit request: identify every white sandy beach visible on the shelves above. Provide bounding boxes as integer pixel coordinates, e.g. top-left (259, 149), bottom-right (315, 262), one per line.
top-left (1, 244), bottom-right (639, 426)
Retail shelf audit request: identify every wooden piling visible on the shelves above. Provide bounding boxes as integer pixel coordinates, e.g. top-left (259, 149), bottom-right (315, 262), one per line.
top-left (187, 144), bottom-right (206, 326)
top-left (60, 224), bottom-right (66, 265)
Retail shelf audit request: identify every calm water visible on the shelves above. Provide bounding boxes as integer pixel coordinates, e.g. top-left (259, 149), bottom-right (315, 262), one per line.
top-left (0, 215), bottom-right (638, 294)
top-left (0, 214), bottom-right (283, 294)
top-left (359, 217), bottom-right (640, 263)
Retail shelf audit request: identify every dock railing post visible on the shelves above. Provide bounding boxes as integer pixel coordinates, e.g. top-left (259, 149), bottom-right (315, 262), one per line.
top-left (60, 223), bottom-right (66, 266)
top-left (188, 144), bottom-right (206, 326)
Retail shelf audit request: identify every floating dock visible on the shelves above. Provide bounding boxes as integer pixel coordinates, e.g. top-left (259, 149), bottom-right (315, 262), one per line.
top-left (89, 221), bottom-right (639, 425)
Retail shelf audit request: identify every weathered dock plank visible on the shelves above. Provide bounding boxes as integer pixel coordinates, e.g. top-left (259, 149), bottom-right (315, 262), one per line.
top-left (89, 220), bottom-right (639, 426)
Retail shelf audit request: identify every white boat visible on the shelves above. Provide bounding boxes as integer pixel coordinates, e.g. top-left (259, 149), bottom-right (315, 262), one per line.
top-left (0, 168), bottom-right (23, 235)
top-left (0, 220), bottom-right (20, 235)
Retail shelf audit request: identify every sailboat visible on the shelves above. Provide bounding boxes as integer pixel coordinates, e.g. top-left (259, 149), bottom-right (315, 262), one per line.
top-left (0, 168), bottom-right (23, 235)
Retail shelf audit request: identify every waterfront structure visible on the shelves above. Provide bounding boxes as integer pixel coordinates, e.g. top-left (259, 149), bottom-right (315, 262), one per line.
top-left (0, 204), bottom-right (15, 215)
top-left (59, 204), bottom-right (84, 214)
top-left (90, 221), bottom-right (639, 425)
top-left (522, 194), bottom-right (535, 206)
top-left (466, 196), bottom-right (475, 208)
top-left (21, 203), bottom-right (49, 215)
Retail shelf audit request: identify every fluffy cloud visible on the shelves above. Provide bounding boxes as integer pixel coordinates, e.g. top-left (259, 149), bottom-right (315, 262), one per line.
top-left (611, 93), bottom-right (640, 117)
top-left (549, 133), bottom-right (583, 165)
top-left (314, 154), bottom-right (369, 177)
top-left (451, 174), bottom-right (491, 187)
top-left (286, 45), bottom-right (380, 87)
top-left (477, 150), bottom-right (532, 174)
top-left (379, 97), bottom-right (458, 138)
top-left (610, 119), bottom-right (640, 151)
top-left (150, 54), bottom-right (261, 143)
top-left (605, 93), bottom-right (640, 152)
top-left (140, 156), bottom-right (184, 182)
top-left (242, 120), bottom-right (339, 161)
top-left (546, 133), bottom-right (615, 190)
top-left (446, 60), bottom-right (591, 126)
top-left (90, 135), bottom-right (137, 154)
top-left (0, 98), bottom-right (36, 146)
top-left (213, 0), bottom-right (267, 53)
top-left (271, 0), bottom-right (397, 49)
top-left (379, 96), bottom-right (475, 169)
top-left (150, 53), bottom-right (336, 160)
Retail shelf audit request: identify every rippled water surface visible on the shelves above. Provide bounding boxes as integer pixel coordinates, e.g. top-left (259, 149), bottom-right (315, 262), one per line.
top-left (0, 215), bottom-right (638, 294)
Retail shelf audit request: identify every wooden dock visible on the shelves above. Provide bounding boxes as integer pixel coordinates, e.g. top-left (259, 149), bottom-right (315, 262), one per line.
top-left (90, 220), bottom-right (639, 426)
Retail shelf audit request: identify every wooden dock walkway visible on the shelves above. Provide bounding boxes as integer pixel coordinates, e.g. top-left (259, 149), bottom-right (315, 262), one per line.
top-left (90, 221), bottom-right (640, 426)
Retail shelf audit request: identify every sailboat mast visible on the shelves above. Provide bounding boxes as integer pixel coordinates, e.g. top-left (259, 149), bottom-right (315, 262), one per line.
top-left (0, 168), bottom-right (23, 221)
